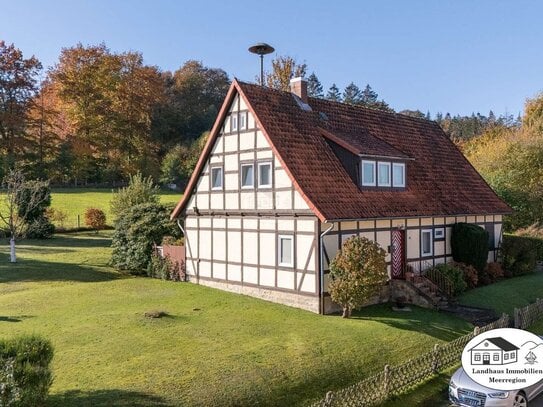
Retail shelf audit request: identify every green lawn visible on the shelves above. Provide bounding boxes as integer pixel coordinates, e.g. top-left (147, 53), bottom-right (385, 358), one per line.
top-left (0, 233), bottom-right (472, 407)
top-left (49, 188), bottom-right (181, 228)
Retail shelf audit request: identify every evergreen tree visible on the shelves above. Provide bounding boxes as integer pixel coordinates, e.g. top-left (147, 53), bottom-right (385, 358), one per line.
top-left (326, 83), bottom-right (341, 102)
top-left (360, 84), bottom-right (378, 105)
top-left (307, 72), bottom-right (323, 98)
top-left (343, 82), bottom-right (362, 105)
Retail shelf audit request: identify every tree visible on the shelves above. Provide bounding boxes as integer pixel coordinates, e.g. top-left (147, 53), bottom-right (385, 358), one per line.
top-left (343, 82), bottom-right (362, 105)
top-left (328, 236), bottom-right (388, 318)
top-left (0, 41), bottom-right (42, 169)
top-left (399, 109), bottom-right (426, 119)
top-left (326, 84), bottom-right (342, 101)
top-left (110, 172), bottom-right (159, 221)
top-left (307, 72), bottom-right (323, 98)
top-left (360, 84), bottom-right (378, 105)
top-left (523, 92), bottom-right (543, 135)
top-left (264, 56), bottom-right (307, 91)
top-left (160, 144), bottom-right (187, 187)
top-left (0, 169), bottom-right (50, 262)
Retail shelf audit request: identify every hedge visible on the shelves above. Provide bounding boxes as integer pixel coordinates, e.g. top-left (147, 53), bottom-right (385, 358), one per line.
top-left (501, 234), bottom-right (543, 277)
top-left (0, 335), bottom-right (54, 406)
top-left (451, 223), bottom-right (489, 272)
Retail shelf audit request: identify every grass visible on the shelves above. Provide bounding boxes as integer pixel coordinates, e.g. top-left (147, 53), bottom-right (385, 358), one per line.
top-left (49, 188), bottom-right (181, 228)
top-left (0, 233), bottom-right (472, 407)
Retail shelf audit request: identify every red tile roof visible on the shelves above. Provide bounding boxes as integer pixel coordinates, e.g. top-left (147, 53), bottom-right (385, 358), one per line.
top-left (172, 80), bottom-right (511, 221)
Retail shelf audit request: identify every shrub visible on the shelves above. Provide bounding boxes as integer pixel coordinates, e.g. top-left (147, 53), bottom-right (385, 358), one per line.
top-left (501, 234), bottom-right (539, 276)
top-left (111, 202), bottom-right (179, 274)
top-left (0, 335), bottom-right (54, 406)
top-left (484, 262), bottom-right (504, 283)
top-left (161, 235), bottom-right (185, 246)
top-left (25, 216), bottom-right (55, 239)
top-left (84, 208), bottom-right (107, 230)
top-left (45, 208), bottom-right (68, 228)
top-left (147, 254), bottom-right (184, 281)
top-left (452, 261), bottom-right (478, 288)
top-left (329, 236), bottom-right (388, 318)
top-left (513, 226), bottom-right (543, 260)
top-left (110, 173), bottom-right (159, 221)
top-left (451, 223), bottom-right (489, 271)
top-left (431, 263), bottom-right (468, 296)
top-left (14, 180), bottom-right (55, 239)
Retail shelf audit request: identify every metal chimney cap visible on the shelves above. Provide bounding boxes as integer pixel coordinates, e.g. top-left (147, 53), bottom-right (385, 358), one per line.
top-left (248, 43), bottom-right (275, 56)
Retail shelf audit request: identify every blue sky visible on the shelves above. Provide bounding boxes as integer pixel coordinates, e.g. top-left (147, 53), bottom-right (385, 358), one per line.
top-left (2, 0), bottom-right (541, 116)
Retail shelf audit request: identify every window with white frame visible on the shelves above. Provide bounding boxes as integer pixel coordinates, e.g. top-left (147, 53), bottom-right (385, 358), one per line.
top-left (392, 162), bottom-right (405, 187)
top-left (240, 163), bottom-right (254, 188)
top-left (231, 114), bottom-right (238, 132)
top-left (258, 162), bottom-right (272, 187)
top-left (474, 354), bottom-right (481, 361)
top-left (278, 235), bottom-right (294, 267)
top-left (211, 166), bottom-right (223, 190)
top-left (378, 162), bottom-right (391, 186)
top-left (361, 160), bottom-right (376, 186)
top-left (239, 112), bottom-right (246, 130)
top-left (421, 229), bottom-right (433, 256)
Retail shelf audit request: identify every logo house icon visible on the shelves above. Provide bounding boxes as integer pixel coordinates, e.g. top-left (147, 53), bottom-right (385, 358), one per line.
top-left (469, 337), bottom-right (519, 365)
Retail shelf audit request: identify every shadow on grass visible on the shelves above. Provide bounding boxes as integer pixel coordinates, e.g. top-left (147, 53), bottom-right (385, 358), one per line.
top-left (48, 389), bottom-right (174, 407)
top-left (0, 316), bottom-right (21, 322)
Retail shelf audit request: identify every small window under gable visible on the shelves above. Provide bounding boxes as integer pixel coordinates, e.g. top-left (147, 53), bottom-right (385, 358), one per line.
top-left (378, 162), bottom-right (391, 187)
top-left (211, 166), bottom-right (223, 190)
top-left (278, 235), bottom-right (294, 267)
top-left (361, 160), bottom-right (376, 186)
top-left (239, 112), bottom-right (246, 130)
top-left (231, 114), bottom-right (238, 132)
top-left (241, 163), bottom-right (254, 188)
top-left (392, 162), bottom-right (405, 187)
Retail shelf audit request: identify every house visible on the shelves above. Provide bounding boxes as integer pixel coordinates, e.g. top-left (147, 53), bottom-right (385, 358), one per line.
top-left (171, 77), bottom-right (511, 314)
top-left (469, 337), bottom-right (519, 365)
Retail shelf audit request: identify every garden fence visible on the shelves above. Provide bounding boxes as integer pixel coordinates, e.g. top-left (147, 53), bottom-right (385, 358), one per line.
top-left (311, 299), bottom-right (543, 407)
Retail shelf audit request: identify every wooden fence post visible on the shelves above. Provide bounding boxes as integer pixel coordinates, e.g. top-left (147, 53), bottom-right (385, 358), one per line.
top-left (383, 364), bottom-right (390, 398)
top-left (473, 326), bottom-right (480, 336)
top-left (432, 344), bottom-right (440, 373)
top-left (324, 391), bottom-right (334, 407)
top-left (514, 308), bottom-right (521, 329)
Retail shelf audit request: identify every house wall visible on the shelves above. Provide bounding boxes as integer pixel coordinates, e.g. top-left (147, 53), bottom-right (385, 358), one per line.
top-left (182, 93), bottom-right (320, 313)
top-left (321, 214), bottom-right (504, 313)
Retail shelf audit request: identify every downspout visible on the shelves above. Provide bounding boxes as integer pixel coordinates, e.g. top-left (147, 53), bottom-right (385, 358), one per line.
top-left (319, 220), bottom-right (334, 314)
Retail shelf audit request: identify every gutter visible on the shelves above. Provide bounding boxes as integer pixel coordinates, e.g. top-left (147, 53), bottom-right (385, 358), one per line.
top-left (319, 221), bottom-right (335, 314)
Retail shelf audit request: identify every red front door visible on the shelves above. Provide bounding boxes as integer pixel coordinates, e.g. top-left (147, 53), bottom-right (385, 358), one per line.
top-left (391, 229), bottom-right (405, 279)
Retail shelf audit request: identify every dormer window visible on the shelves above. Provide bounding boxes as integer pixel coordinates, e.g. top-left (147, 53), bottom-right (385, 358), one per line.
top-left (377, 162), bottom-right (391, 187)
top-left (392, 163), bottom-right (405, 187)
top-left (361, 160), bottom-right (376, 186)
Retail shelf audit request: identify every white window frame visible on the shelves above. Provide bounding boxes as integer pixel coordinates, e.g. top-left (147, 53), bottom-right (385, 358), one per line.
top-left (361, 160), bottom-right (376, 186)
top-left (434, 228), bottom-right (445, 239)
top-left (239, 112), bottom-right (246, 130)
top-left (392, 162), bottom-right (406, 188)
top-left (278, 234), bottom-right (294, 267)
top-left (257, 162), bottom-right (272, 188)
top-left (231, 114), bottom-right (238, 132)
top-left (240, 163), bottom-right (254, 189)
top-left (377, 161), bottom-right (391, 187)
top-left (421, 229), bottom-right (433, 257)
top-left (210, 166), bottom-right (223, 190)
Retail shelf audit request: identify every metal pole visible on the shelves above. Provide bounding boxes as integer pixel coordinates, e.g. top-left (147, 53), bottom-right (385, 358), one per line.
top-left (260, 54), bottom-right (264, 86)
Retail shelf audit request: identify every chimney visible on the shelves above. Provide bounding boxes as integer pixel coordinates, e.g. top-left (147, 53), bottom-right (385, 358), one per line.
top-left (290, 77), bottom-right (308, 104)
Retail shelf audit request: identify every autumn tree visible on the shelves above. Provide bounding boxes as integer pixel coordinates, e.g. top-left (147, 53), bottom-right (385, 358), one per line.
top-left (0, 41), bottom-right (42, 172)
top-left (329, 236), bottom-right (387, 318)
top-left (264, 56), bottom-right (307, 91)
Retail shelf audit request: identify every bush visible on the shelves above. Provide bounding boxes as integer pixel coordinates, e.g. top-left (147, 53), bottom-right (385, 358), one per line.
top-left (161, 235), bottom-right (185, 246)
top-left (432, 263), bottom-right (468, 296)
top-left (501, 234), bottom-right (539, 277)
top-left (329, 236), bottom-right (388, 318)
top-left (451, 223), bottom-right (489, 272)
top-left (111, 202), bottom-right (179, 274)
top-left (452, 261), bottom-right (478, 288)
top-left (25, 216), bottom-right (55, 239)
top-left (45, 208), bottom-right (67, 228)
top-left (0, 335), bottom-right (54, 406)
top-left (84, 208), bottom-right (107, 230)
top-left (110, 173), bottom-right (159, 221)
top-left (513, 226), bottom-right (543, 260)
top-left (147, 254), bottom-right (184, 281)
top-left (484, 262), bottom-right (504, 283)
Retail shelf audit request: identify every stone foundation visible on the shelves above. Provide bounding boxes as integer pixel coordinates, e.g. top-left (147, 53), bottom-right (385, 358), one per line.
top-left (187, 276), bottom-right (320, 313)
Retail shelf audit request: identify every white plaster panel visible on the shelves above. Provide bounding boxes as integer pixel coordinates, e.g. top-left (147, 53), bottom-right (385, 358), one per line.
top-left (239, 96), bottom-right (248, 110)
top-left (278, 219), bottom-right (294, 231)
top-left (248, 111), bottom-right (256, 129)
top-left (434, 241), bottom-right (445, 257)
top-left (197, 174), bottom-right (209, 192)
top-left (185, 217), bottom-right (198, 228)
top-left (407, 218), bottom-right (419, 227)
top-left (210, 194), bottom-right (223, 210)
top-left (199, 218), bottom-right (211, 228)
top-left (476, 216), bottom-right (485, 223)
top-left (360, 220), bottom-right (375, 229)
top-left (376, 220), bottom-right (391, 229)
top-left (227, 218), bottom-right (241, 229)
top-left (223, 134), bottom-right (237, 153)
top-left (420, 218), bottom-right (433, 226)
top-left (224, 193), bottom-right (238, 210)
top-left (300, 274), bottom-right (316, 293)
top-left (297, 236), bottom-right (315, 271)
top-left (435, 257), bottom-right (445, 265)
top-left (224, 154), bottom-right (238, 172)
top-left (259, 268), bottom-right (275, 287)
top-left (360, 231), bottom-right (374, 241)
top-left (227, 231), bottom-right (241, 263)
top-left (293, 191), bottom-right (309, 210)
top-left (406, 229), bottom-right (420, 259)
top-left (186, 259), bottom-right (196, 276)
top-left (214, 218), bottom-right (226, 229)
top-left (224, 173), bottom-right (238, 190)
top-left (256, 191), bottom-right (273, 209)
top-left (274, 169), bottom-right (291, 189)
top-left (243, 232), bottom-right (258, 264)
top-left (259, 219), bottom-right (275, 231)
top-left (446, 227), bottom-right (453, 255)
top-left (275, 190), bottom-right (292, 210)
top-left (433, 217), bottom-right (445, 226)
top-left (228, 264), bottom-right (241, 282)
top-left (187, 194), bottom-right (195, 210)
top-left (277, 270), bottom-right (294, 290)
top-left (392, 219), bottom-right (406, 229)
top-left (188, 229), bottom-right (198, 258)
top-left (213, 230), bottom-right (226, 261)
top-left (240, 192), bottom-right (255, 209)
top-left (446, 217), bottom-right (456, 224)
top-left (200, 230), bottom-right (211, 260)
top-left (259, 233), bottom-right (276, 267)
top-left (297, 219), bottom-right (315, 233)
top-left (239, 133), bottom-right (255, 151)
top-left (199, 261), bottom-right (211, 277)
top-left (376, 231), bottom-right (390, 262)
top-left (243, 266), bottom-right (258, 284)
top-left (213, 262), bottom-right (226, 280)
top-left (495, 215), bottom-right (502, 222)
top-left (210, 154), bottom-right (222, 164)
top-left (210, 137), bottom-right (223, 154)
top-left (466, 216), bottom-right (475, 223)
top-left (256, 131), bottom-right (268, 149)
top-left (197, 193), bottom-right (209, 210)
top-left (256, 150), bottom-right (273, 159)
top-left (243, 219), bottom-right (258, 230)
top-left (229, 95), bottom-right (239, 113)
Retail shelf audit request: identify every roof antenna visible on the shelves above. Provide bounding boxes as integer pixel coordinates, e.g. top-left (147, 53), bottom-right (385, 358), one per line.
top-left (248, 43), bottom-right (274, 86)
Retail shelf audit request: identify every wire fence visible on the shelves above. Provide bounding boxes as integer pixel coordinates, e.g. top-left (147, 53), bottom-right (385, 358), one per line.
top-left (311, 299), bottom-right (543, 407)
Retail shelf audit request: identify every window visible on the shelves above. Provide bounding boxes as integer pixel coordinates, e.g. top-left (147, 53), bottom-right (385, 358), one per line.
top-left (392, 163), bottom-right (405, 187)
top-left (278, 235), bottom-right (294, 267)
top-left (378, 162), bottom-right (391, 186)
top-left (474, 354), bottom-right (481, 361)
top-left (493, 353), bottom-right (500, 362)
top-left (510, 352), bottom-right (515, 358)
top-left (241, 163), bottom-right (254, 188)
top-left (434, 228), bottom-right (445, 239)
top-left (504, 353), bottom-right (509, 361)
top-left (239, 112), bottom-right (246, 130)
top-left (231, 114), bottom-right (238, 132)
top-left (211, 167), bottom-right (223, 190)
top-left (258, 162), bottom-right (272, 188)
top-left (361, 160), bottom-right (376, 186)
top-left (421, 229), bottom-right (433, 256)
